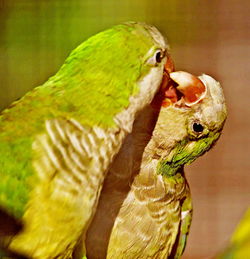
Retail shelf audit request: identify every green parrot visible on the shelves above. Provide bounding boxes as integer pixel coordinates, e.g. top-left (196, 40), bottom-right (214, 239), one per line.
top-left (0, 22), bottom-right (173, 258)
top-left (85, 71), bottom-right (227, 258)
top-left (218, 208), bottom-right (250, 259)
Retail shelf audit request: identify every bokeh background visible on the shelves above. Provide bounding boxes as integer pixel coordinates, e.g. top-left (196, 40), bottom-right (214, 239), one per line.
top-left (0, 0), bottom-right (249, 258)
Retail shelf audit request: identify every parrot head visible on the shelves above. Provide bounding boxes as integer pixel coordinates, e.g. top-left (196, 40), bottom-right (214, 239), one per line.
top-left (148, 70), bottom-right (227, 176)
top-left (49, 22), bottom-right (174, 130)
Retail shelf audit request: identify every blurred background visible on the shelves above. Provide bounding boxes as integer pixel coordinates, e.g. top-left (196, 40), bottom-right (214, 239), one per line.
top-left (0, 0), bottom-right (249, 258)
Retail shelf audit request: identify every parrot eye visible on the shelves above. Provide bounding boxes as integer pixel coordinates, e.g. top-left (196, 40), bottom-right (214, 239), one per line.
top-left (147, 49), bottom-right (166, 66)
top-left (155, 50), bottom-right (165, 64)
top-left (189, 120), bottom-right (208, 139)
top-left (192, 122), bottom-right (204, 133)
top-left (155, 51), bottom-right (162, 63)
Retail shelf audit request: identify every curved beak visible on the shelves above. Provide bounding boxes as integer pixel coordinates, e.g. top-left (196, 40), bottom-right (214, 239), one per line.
top-left (152, 58), bottom-right (207, 108)
top-left (159, 55), bottom-right (175, 91)
top-left (165, 54), bottom-right (175, 74)
top-left (169, 71), bottom-right (207, 106)
top-left (151, 55), bottom-right (175, 108)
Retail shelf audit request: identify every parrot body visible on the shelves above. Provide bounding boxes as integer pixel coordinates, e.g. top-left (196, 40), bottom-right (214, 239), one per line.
top-left (0, 22), bottom-right (170, 258)
top-left (106, 168), bottom-right (191, 259)
top-left (86, 73), bottom-right (227, 258)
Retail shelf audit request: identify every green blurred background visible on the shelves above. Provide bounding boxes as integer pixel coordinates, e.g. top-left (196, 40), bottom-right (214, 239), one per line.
top-left (0, 0), bottom-right (249, 258)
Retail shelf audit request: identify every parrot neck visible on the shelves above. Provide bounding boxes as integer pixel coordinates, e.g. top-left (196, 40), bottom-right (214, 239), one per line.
top-left (142, 130), bottom-right (189, 178)
top-left (143, 142), bottom-right (186, 177)
top-left (157, 158), bottom-right (184, 177)
top-left (141, 107), bottom-right (190, 177)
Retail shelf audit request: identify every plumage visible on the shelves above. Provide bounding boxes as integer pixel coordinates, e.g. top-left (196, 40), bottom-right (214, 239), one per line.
top-left (86, 73), bottom-right (227, 258)
top-left (0, 22), bottom-right (171, 258)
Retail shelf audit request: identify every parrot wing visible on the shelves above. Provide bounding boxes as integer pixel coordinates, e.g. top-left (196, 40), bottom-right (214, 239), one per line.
top-left (171, 194), bottom-right (192, 259)
top-left (7, 117), bottom-right (125, 258)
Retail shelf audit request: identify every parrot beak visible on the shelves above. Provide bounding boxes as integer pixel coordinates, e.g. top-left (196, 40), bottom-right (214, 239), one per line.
top-left (165, 54), bottom-right (175, 74)
top-left (159, 55), bottom-right (175, 92)
top-left (169, 71), bottom-right (207, 107)
top-left (151, 55), bottom-right (175, 109)
top-left (152, 59), bottom-right (207, 108)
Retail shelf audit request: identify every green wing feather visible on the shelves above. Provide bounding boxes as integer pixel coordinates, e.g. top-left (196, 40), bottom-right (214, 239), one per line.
top-left (171, 195), bottom-right (192, 259)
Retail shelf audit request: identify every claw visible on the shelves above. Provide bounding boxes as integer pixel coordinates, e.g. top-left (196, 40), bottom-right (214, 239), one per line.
top-left (169, 71), bottom-right (206, 106)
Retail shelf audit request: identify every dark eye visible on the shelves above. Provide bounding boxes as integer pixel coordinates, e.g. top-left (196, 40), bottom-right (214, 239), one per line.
top-left (155, 51), bottom-right (162, 63)
top-left (192, 122), bottom-right (204, 133)
top-left (154, 49), bottom-right (166, 64)
top-left (147, 49), bottom-right (166, 66)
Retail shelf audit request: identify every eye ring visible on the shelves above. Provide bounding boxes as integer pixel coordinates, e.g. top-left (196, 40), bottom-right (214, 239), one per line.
top-left (188, 119), bottom-right (208, 139)
top-left (155, 51), bottom-right (162, 63)
top-left (147, 49), bottom-right (166, 66)
top-left (154, 50), bottom-right (165, 64)
top-left (192, 122), bottom-right (204, 133)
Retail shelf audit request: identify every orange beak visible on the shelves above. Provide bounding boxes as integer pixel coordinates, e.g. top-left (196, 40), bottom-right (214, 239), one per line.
top-left (152, 57), bottom-right (207, 109)
top-left (160, 55), bottom-right (179, 107)
top-left (160, 55), bottom-right (175, 91)
top-left (151, 55), bottom-right (177, 109)
top-left (169, 71), bottom-right (207, 106)
top-left (165, 54), bottom-right (175, 74)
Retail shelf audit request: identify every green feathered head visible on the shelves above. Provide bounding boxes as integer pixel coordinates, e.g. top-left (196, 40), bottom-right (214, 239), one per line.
top-left (1, 22), bottom-right (173, 135)
top-left (43, 22), bottom-right (172, 129)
